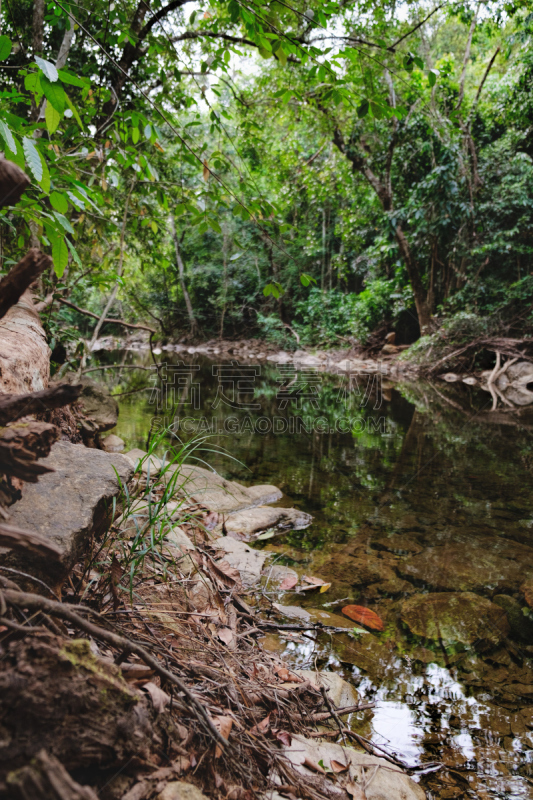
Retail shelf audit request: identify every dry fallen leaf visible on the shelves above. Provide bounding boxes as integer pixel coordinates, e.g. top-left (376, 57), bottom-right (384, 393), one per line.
top-left (279, 574), bottom-right (299, 591)
top-left (203, 159), bottom-right (210, 181)
top-left (302, 575), bottom-right (328, 586)
top-left (342, 604), bottom-right (384, 632)
top-left (274, 666), bottom-right (292, 681)
top-left (203, 511), bottom-right (219, 531)
top-left (346, 782), bottom-right (367, 799)
top-left (142, 681), bottom-right (170, 713)
top-left (218, 626), bottom-right (237, 649)
top-left (213, 715), bottom-right (233, 757)
top-left (330, 760), bottom-right (349, 774)
top-left (209, 558), bottom-right (243, 591)
top-left (250, 712), bottom-right (271, 735)
top-left (303, 757), bottom-right (326, 775)
top-left (299, 576), bottom-right (331, 593)
top-left (274, 729), bottom-right (292, 746)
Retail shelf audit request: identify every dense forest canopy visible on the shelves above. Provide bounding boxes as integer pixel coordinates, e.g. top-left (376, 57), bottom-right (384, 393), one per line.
top-left (1, 0), bottom-right (532, 359)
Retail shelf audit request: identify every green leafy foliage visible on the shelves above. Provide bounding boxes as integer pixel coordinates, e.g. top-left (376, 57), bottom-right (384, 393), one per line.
top-left (0, 0), bottom-right (530, 355)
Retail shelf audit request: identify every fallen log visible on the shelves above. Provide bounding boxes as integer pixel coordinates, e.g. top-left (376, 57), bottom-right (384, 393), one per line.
top-left (0, 384), bottom-right (82, 426)
top-left (0, 421), bottom-right (58, 507)
top-left (0, 249), bottom-right (53, 321)
top-left (0, 289), bottom-right (50, 395)
top-left (0, 522), bottom-right (61, 560)
top-left (0, 633), bottom-right (185, 783)
top-left (7, 750), bottom-right (99, 800)
top-left (0, 422), bottom-right (58, 482)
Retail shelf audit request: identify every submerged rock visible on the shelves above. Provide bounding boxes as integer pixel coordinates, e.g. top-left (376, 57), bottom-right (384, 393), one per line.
top-left (400, 592), bottom-right (510, 647)
top-left (398, 540), bottom-right (533, 593)
top-left (493, 594), bottom-right (533, 641)
top-left (4, 441), bottom-right (133, 584)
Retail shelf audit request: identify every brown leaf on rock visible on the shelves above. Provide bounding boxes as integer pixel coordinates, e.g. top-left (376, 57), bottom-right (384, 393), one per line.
top-left (274, 665), bottom-right (292, 681)
top-left (303, 757), bottom-right (326, 775)
top-left (299, 582), bottom-right (331, 593)
top-left (213, 715), bottom-right (233, 757)
top-left (346, 782), bottom-right (367, 799)
top-left (330, 760), bottom-right (349, 773)
top-left (342, 604), bottom-right (384, 632)
top-left (208, 558), bottom-right (243, 591)
top-left (279, 574), bottom-right (299, 591)
top-left (142, 681), bottom-right (171, 713)
top-left (302, 575), bottom-right (328, 586)
top-left (203, 511), bottom-right (219, 531)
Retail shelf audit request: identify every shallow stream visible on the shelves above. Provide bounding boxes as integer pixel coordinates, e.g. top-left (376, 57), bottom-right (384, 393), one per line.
top-left (99, 349), bottom-right (533, 800)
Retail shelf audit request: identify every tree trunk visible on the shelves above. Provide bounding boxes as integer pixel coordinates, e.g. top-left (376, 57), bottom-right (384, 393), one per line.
top-left (170, 216), bottom-right (197, 335)
top-left (0, 289), bottom-right (50, 395)
top-left (395, 224), bottom-right (432, 333)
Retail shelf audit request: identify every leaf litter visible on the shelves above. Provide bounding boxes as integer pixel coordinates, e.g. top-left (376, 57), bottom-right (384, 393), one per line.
top-left (1, 466), bottom-right (425, 800)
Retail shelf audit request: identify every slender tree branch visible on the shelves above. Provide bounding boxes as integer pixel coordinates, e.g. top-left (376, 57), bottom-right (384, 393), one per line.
top-left (138, 0), bottom-right (192, 40)
top-left (456, 2), bottom-right (481, 113)
top-left (57, 297), bottom-right (155, 333)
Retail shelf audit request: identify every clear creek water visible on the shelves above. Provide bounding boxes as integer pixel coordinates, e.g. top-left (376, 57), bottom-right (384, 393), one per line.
top-left (98, 349), bottom-right (533, 800)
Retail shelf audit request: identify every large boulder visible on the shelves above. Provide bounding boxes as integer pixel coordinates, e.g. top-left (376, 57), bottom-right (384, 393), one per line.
top-left (3, 441), bottom-right (133, 585)
top-left (400, 592), bottom-right (510, 647)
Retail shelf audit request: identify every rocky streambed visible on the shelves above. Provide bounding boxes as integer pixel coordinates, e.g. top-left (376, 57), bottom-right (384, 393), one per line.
top-left (5, 350), bottom-right (533, 800)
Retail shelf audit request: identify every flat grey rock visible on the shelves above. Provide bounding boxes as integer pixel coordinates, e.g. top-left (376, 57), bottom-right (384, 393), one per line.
top-left (156, 782), bottom-right (209, 800)
top-left (4, 441), bottom-right (134, 583)
top-left (101, 433), bottom-right (125, 452)
top-left (126, 450), bottom-right (282, 514)
top-left (125, 448), bottom-right (165, 476)
top-left (213, 536), bottom-right (269, 587)
top-left (219, 505), bottom-right (313, 538)
top-left (279, 735), bottom-right (426, 800)
top-left (293, 670), bottom-right (358, 707)
top-left (168, 463), bottom-right (282, 513)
